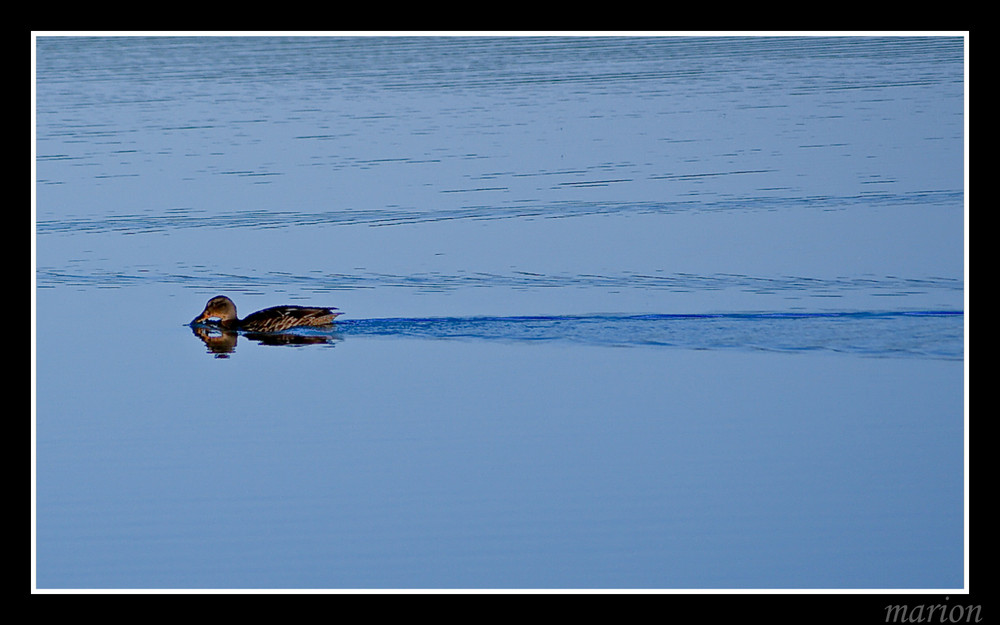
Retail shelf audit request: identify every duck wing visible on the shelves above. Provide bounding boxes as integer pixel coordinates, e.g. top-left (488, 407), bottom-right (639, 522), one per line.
top-left (240, 305), bottom-right (342, 332)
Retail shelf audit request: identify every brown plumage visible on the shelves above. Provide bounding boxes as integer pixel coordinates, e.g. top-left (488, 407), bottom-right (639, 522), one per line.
top-left (191, 295), bottom-right (342, 333)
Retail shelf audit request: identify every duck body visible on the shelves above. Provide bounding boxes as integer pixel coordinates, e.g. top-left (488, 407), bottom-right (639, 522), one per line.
top-left (192, 295), bottom-right (342, 333)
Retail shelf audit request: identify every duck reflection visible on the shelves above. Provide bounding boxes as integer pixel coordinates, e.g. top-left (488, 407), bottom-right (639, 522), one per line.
top-left (190, 322), bottom-right (341, 358)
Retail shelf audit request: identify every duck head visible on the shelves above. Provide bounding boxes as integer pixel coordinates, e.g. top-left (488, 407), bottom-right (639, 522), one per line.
top-left (192, 295), bottom-right (239, 326)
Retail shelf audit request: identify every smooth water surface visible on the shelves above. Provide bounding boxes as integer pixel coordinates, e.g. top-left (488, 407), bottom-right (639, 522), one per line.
top-left (34, 35), bottom-right (965, 590)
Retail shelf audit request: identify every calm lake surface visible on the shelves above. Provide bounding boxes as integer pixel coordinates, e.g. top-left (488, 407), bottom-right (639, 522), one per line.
top-left (33, 35), bottom-right (966, 590)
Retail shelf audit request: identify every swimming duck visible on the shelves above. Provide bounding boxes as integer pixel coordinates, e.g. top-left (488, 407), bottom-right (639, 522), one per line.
top-left (191, 295), bottom-right (342, 333)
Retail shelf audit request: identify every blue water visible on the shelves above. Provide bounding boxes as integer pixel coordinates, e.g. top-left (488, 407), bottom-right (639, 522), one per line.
top-left (34, 35), bottom-right (965, 590)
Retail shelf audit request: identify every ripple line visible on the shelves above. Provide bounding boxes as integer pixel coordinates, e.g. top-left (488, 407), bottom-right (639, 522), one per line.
top-left (333, 311), bottom-right (963, 360)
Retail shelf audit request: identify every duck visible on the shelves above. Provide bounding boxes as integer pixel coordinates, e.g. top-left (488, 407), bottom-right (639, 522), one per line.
top-left (191, 295), bottom-right (342, 333)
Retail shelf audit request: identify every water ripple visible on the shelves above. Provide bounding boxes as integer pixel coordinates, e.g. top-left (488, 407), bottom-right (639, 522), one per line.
top-left (335, 311), bottom-right (963, 360)
top-left (36, 190), bottom-right (962, 235)
top-left (36, 266), bottom-right (963, 298)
